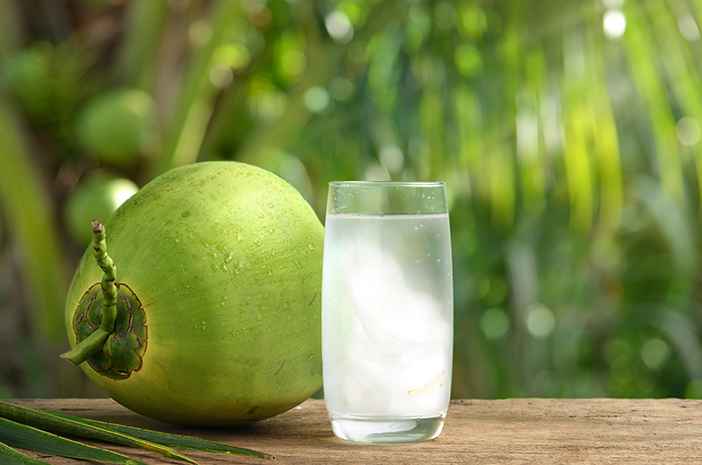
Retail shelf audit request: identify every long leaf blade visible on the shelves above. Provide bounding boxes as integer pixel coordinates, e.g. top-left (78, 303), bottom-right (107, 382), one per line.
top-left (0, 401), bottom-right (198, 465)
top-left (0, 417), bottom-right (145, 465)
top-left (0, 103), bottom-right (67, 343)
top-left (0, 441), bottom-right (52, 465)
top-left (55, 413), bottom-right (273, 459)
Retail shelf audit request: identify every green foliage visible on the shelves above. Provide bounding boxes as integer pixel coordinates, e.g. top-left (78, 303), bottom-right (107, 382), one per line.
top-left (0, 401), bottom-right (270, 462)
top-left (1, 0), bottom-right (702, 400)
top-left (0, 442), bottom-right (52, 465)
top-left (53, 412), bottom-right (272, 457)
top-left (0, 417), bottom-right (148, 465)
top-left (0, 104), bottom-right (67, 343)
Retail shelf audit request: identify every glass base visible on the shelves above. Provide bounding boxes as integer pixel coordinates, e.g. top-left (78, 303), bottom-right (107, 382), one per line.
top-left (330, 416), bottom-right (445, 444)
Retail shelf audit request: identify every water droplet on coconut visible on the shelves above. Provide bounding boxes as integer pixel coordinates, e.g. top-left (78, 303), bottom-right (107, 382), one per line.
top-left (307, 244), bottom-right (315, 251)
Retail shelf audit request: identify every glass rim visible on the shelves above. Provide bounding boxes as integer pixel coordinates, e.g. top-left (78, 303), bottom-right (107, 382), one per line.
top-left (328, 180), bottom-right (446, 188)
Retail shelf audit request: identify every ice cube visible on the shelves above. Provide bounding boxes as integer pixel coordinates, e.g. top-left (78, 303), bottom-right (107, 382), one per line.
top-left (345, 241), bottom-right (450, 346)
top-left (329, 226), bottom-right (452, 417)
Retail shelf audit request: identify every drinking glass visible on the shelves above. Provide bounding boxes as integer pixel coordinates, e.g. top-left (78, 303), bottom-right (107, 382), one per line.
top-left (322, 181), bottom-right (453, 443)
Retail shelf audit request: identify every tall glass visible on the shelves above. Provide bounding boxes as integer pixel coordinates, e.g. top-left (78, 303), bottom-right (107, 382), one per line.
top-left (322, 181), bottom-right (453, 443)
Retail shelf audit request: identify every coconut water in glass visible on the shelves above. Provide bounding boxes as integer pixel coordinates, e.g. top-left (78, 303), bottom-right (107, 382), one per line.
top-left (322, 181), bottom-right (453, 443)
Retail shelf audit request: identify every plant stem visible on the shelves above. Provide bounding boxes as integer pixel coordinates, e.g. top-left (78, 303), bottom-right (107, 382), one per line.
top-left (91, 221), bottom-right (118, 333)
top-left (60, 222), bottom-right (117, 365)
top-left (59, 329), bottom-right (110, 365)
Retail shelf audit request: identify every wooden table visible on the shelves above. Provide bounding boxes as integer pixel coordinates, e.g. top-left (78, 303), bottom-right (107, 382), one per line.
top-left (13, 399), bottom-right (702, 464)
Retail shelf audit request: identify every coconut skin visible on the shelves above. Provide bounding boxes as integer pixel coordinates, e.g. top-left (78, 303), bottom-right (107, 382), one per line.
top-left (64, 162), bottom-right (324, 426)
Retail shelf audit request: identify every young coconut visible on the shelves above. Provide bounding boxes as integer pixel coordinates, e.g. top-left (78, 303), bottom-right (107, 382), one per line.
top-left (61, 162), bottom-right (323, 426)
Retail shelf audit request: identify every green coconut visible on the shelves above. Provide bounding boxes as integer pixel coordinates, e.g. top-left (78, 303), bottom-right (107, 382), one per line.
top-left (61, 162), bottom-right (323, 426)
top-left (4, 43), bottom-right (91, 128)
top-left (3, 45), bottom-right (53, 119)
top-left (76, 89), bottom-right (156, 166)
top-left (65, 174), bottom-right (139, 244)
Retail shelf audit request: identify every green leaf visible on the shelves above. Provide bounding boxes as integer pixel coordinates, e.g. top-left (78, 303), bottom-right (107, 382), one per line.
top-left (154, 0), bottom-right (243, 175)
top-left (0, 401), bottom-right (198, 465)
top-left (0, 417), bottom-right (145, 465)
top-left (54, 413), bottom-right (273, 459)
top-left (118, 0), bottom-right (169, 89)
top-left (0, 441), bottom-right (52, 465)
top-left (0, 102), bottom-right (67, 343)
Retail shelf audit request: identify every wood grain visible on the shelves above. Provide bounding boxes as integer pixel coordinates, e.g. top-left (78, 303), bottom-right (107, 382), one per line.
top-left (10, 398), bottom-right (702, 464)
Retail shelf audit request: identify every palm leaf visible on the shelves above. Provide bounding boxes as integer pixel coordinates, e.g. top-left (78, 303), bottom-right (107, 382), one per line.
top-left (0, 441), bottom-right (52, 465)
top-left (586, 24), bottom-right (622, 233)
top-left (118, 0), bottom-right (169, 89)
top-left (0, 417), bottom-right (145, 465)
top-left (52, 412), bottom-right (273, 459)
top-left (0, 401), bottom-right (198, 465)
top-left (154, 0), bottom-right (243, 175)
top-left (623, 1), bottom-right (685, 203)
top-left (647, 0), bottom-right (702, 208)
top-left (0, 103), bottom-right (67, 344)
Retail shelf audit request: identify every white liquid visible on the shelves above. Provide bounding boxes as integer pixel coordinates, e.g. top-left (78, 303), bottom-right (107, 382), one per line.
top-left (322, 213), bottom-right (453, 419)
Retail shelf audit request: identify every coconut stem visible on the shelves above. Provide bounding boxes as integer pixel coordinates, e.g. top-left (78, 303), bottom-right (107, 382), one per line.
top-left (91, 221), bottom-right (118, 333)
top-left (60, 221), bottom-right (118, 365)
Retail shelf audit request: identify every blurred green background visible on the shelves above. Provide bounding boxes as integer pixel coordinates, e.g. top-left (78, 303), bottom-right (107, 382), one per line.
top-left (1, 0), bottom-right (702, 400)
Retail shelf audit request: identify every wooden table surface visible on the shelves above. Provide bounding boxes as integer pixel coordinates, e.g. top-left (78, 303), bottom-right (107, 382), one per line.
top-left (12, 398), bottom-right (702, 464)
